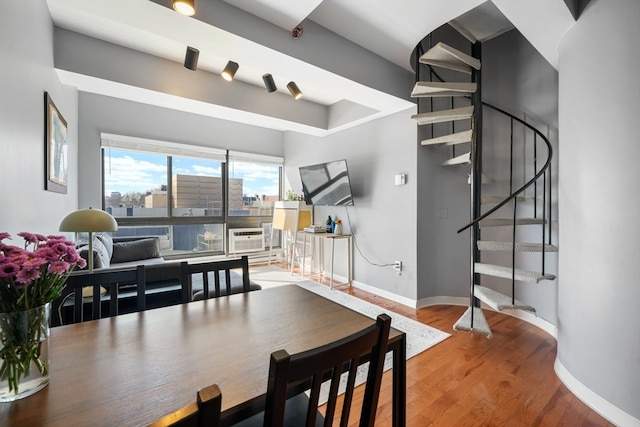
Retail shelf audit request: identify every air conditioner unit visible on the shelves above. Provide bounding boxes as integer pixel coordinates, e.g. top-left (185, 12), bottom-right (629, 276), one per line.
top-left (228, 228), bottom-right (265, 254)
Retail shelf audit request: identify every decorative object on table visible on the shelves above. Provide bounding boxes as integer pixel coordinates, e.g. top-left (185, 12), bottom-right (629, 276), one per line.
top-left (284, 189), bottom-right (299, 201)
top-left (59, 207), bottom-right (118, 273)
top-left (334, 219), bottom-right (343, 235)
top-left (0, 232), bottom-right (85, 401)
top-left (44, 92), bottom-right (68, 194)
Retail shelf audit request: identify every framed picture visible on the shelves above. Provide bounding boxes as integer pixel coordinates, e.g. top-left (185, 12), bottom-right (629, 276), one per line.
top-left (45, 92), bottom-right (68, 193)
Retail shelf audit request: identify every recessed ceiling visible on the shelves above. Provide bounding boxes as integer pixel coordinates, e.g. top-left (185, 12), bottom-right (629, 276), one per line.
top-left (46, 0), bottom-right (574, 136)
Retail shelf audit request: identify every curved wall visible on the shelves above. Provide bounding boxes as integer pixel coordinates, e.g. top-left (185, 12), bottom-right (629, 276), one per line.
top-left (557, 0), bottom-right (640, 423)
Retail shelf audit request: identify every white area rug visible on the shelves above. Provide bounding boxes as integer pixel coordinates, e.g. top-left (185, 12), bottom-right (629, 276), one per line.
top-left (250, 266), bottom-right (450, 400)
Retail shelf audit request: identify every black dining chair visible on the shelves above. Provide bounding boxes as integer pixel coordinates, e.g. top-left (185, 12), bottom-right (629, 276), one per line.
top-left (52, 265), bottom-right (146, 326)
top-left (179, 256), bottom-right (254, 302)
top-left (148, 384), bottom-right (222, 427)
top-left (233, 313), bottom-right (392, 427)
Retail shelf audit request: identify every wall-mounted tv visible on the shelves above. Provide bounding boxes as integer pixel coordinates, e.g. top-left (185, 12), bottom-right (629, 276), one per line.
top-left (299, 159), bottom-right (354, 206)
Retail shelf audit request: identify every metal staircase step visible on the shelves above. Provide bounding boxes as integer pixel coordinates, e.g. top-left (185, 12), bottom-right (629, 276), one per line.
top-left (419, 42), bottom-right (481, 74)
top-left (468, 174), bottom-right (494, 184)
top-left (453, 306), bottom-right (492, 338)
top-left (475, 262), bottom-right (556, 283)
top-left (477, 240), bottom-right (559, 253)
top-left (481, 195), bottom-right (525, 204)
top-left (474, 285), bottom-right (536, 313)
top-left (421, 129), bottom-right (472, 146)
top-left (480, 217), bottom-right (546, 227)
top-left (411, 105), bottom-right (474, 125)
top-left (442, 152), bottom-right (470, 166)
top-left (411, 82), bottom-right (477, 97)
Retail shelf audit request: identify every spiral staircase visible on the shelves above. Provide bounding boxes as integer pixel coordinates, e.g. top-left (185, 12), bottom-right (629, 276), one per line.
top-left (411, 27), bottom-right (558, 338)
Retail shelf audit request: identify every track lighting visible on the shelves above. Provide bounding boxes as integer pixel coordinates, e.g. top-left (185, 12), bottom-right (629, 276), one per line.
top-left (184, 46), bottom-right (199, 71)
top-left (287, 81), bottom-right (303, 100)
top-left (172, 0), bottom-right (195, 16)
top-left (262, 74), bottom-right (277, 93)
top-left (221, 61), bottom-right (239, 81)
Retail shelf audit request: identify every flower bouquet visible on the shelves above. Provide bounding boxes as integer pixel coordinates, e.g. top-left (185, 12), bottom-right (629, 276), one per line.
top-left (0, 232), bottom-right (85, 400)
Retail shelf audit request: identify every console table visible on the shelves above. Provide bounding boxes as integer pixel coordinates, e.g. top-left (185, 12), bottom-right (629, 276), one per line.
top-left (301, 232), bottom-right (352, 288)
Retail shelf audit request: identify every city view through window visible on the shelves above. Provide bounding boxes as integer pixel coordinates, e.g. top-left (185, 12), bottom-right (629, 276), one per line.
top-left (102, 148), bottom-right (281, 256)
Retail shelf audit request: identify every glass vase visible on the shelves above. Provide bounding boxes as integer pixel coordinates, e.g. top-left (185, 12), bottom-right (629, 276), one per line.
top-left (0, 303), bottom-right (51, 402)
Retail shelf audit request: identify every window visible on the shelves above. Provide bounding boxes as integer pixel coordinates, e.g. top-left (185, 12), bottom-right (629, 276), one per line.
top-left (228, 152), bottom-right (282, 218)
top-left (101, 134), bottom-right (282, 258)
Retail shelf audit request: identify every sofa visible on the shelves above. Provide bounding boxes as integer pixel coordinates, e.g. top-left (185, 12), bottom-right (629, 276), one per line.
top-left (72, 232), bottom-right (261, 309)
top-left (75, 232), bottom-right (165, 270)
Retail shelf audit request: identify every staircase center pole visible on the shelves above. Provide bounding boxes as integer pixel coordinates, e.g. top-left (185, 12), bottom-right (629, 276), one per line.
top-left (470, 41), bottom-right (482, 310)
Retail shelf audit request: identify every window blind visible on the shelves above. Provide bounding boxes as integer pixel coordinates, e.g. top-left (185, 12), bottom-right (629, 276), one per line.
top-left (100, 133), bottom-right (227, 161)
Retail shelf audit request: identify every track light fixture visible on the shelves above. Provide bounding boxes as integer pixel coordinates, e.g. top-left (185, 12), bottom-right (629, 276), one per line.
top-left (262, 74), bottom-right (277, 93)
top-left (172, 0), bottom-right (195, 16)
top-left (287, 81), bottom-right (303, 100)
top-left (184, 46), bottom-right (199, 71)
top-left (221, 61), bottom-right (239, 81)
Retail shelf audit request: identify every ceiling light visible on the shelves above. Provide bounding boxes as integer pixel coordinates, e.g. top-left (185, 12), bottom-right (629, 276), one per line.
top-left (262, 74), bottom-right (277, 93)
top-left (172, 0), bottom-right (195, 16)
top-left (221, 61), bottom-right (239, 81)
top-left (287, 81), bottom-right (303, 100)
top-left (184, 46), bottom-right (199, 71)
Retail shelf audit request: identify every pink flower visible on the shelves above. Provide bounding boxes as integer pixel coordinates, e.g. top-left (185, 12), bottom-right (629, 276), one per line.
top-left (16, 267), bottom-right (41, 284)
top-left (49, 260), bottom-right (71, 274)
top-left (17, 232), bottom-right (41, 245)
top-left (0, 262), bottom-right (20, 278)
top-left (0, 232), bottom-right (11, 241)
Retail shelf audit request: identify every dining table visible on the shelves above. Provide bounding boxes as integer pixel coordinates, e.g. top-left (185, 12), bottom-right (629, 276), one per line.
top-left (0, 285), bottom-right (406, 426)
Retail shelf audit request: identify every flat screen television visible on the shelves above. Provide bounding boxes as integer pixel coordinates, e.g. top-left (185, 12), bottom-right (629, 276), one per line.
top-left (299, 159), bottom-right (354, 206)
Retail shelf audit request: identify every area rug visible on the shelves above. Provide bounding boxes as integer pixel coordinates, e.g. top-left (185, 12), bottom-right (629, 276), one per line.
top-left (250, 265), bottom-right (450, 401)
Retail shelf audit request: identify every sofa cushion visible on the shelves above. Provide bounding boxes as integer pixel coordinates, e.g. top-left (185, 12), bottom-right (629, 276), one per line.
top-left (111, 238), bottom-right (160, 264)
top-left (76, 237), bottom-right (111, 269)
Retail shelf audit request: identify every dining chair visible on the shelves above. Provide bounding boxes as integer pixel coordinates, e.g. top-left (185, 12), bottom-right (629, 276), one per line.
top-left (179, 256), bottom-right (252, 302)
top-left (233, 313), bottom-right (391, 427)
top-left (148, 383), bottom-right (222, 427)
top-left (52, 265), bottom-right (146, 326)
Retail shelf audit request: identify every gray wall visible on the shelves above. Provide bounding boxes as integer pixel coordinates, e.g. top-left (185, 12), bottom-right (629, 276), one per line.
top-left (558, 0), bottom-right (640, 420)
top-left (481, 30), bottom-right (560, 325)
top-left (283, 109), bottom-right (418, 301)
top-left (0, 0), bottom-right (78, 237)
top-left (77, 93), bottom-right (284, 209)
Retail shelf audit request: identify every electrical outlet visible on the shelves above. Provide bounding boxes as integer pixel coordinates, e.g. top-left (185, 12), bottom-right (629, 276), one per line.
top-left (393, 260), bottom-right (402, 273)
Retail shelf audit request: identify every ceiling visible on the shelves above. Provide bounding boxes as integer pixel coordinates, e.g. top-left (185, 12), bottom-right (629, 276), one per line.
top-left (46, 0), bottom-right (574, 136)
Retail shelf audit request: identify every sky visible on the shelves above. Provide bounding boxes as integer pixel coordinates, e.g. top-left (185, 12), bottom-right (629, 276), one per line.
top-left (103, 149), bottom-right (280, 198)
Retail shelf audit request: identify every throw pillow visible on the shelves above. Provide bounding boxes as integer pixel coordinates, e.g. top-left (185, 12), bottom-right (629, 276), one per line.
top-left (111, 238), bottom-right (161, 264)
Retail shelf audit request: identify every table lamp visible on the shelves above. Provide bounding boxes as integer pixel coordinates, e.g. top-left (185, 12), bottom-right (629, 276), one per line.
top-left (59, 207), bottom-right (118, 272)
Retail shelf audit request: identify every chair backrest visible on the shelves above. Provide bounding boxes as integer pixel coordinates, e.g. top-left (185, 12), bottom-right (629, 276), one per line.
top-left (148, 383), bottom-right (222, 427)
top-left (53, 265), bottom-right (146, 325)
top-left (179, 256), bottom-right (251, 302)
top-left (264, 313), bottom-right (391, 427)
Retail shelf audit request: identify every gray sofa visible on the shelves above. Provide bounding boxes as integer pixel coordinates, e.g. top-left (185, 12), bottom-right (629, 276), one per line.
top-left (76, 233), bottom-right (164, 270)
top-left (74, 232), bottom-right (261, 307)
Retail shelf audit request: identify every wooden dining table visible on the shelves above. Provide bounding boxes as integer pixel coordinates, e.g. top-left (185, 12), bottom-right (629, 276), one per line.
top-left (1, 285), bottom-right (406, 427)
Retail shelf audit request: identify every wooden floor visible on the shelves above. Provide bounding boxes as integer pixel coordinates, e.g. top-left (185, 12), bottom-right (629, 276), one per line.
top-left (278, 265), bottom-right (614, 427)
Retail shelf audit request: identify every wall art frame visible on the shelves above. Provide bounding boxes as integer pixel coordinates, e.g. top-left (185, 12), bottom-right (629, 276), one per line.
top-left (44, 92), bottom-right (68, 194)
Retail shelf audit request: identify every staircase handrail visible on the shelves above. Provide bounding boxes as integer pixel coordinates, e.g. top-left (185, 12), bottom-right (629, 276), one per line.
top-left (425, 64), bottom-right (553, 234)
top-left (456, 103), bottom-right (553, 233)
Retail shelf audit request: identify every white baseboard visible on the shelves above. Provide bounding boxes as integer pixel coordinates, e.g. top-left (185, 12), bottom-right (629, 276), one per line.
top-left (554, 359), bottom-right (640, 427)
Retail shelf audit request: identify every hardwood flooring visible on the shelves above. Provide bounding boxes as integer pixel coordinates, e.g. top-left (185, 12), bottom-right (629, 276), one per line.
top-left (276, 265), bottom-right (614, 427)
